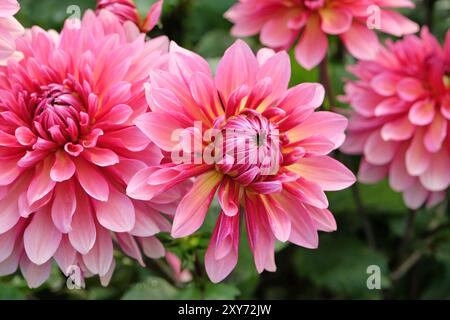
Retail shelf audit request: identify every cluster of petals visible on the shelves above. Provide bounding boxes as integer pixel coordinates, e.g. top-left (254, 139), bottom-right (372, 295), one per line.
top-left (225, 0), bottom-right (419, 69)
top-left (0, 0), bottom-right (24, 64)
top-left (127, 40), bottom-right (356, 282)
top-left (341, 28), bottom-right (450, 209)
top-left (96, 0), bottom-right (163, 33)
top-left (0, 10), bottom-right (180, 288)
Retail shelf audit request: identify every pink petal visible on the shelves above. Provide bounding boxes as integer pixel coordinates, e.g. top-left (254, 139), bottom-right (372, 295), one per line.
top-left (287, 111), bottom-right (348, 147)
top-left (256, 51), bottom-right (291, 105)
top-left (50, 150), bottom-right (76, 182)
top-left (140, 236), bottom-right (165, 259)
top-left (292, 178), bottom-right (329, 209)
top-left (141, 0), bottom-right (163, 32)
top-left (288, 155), bottom-right (356, 191)
top-left (27, 156), bottom-right (56, 205)
top-left (403, 182), bottom-right (428, 210)
top-left (0, 158), bottom-right (21, 186)
top-left (51, 180), bottom-right (76, 233)
top-left (0, 182), bottom-right (22, 233)
top-left (405, 129), bottom-right (431, 176)
top-left (364, 131), bottom-right (399, 165)
top-left (278, 83), bottom-right (325, 113)
top-left (295, 14), bottom-right (328, 70)
top-left (75, 158), bottom-right (109, 202)
top-left (15, 127), bottom-right (36, 146)
top-left (216, 39), bottom-right (258, 104)
top-left (303, 204), bottom-right (337, 232)
top-left (370, 72), bottom-right (400, 96)
top-left (320, 8), bottom-right (352, 35)
top-left (94, 187), bottom-right (136, 233)
top-left (54, 236), bottom-right (76, 275)
top-left (20, 256), bottom-right (51, 289)
top-left (205, 213), bottom-right (239, 283)
top-left (116, 233), bottom-right (144, 267)
top-left (389, 147), bottom-right (415, 192)
top-left (398, 78), bottom-right (426, 102)
top-left (217, 178), bottom-right (239, 217)
top-left (424, 113), bottom-right (447, 153)
top-left (341, 22), bottom-right (379, 60)
top-left (100, 259), bottom-right (116, 287)
top-left (260, 195), bottom-right (291, 242)
top-left (275, 192), bottom-right (318, 248)
top-left (134, 112), bottom-right (185, 152)
top-left (24, 208), bottom-right (62, 265)
top-left (171, 170), bottom-right (223, 238)
top-left (82, 147), bottom-right (119, 167)
top-left (68, 190), bottom-right (96, 254)
top-left (379, 10), bottom-right (419, 37)
top-left (131, 205), bottom-right (161, 237)
top-left (0, 242), bottom-right (21, 276)
top-left (0, 0), bottom-right (20, 16)
top-left (260, 12), bottom-right (298, 48)
top-left (244, 195), bottom-right (276, 273)
top-left (419, 148), bottom-right (450, 192)
top-left (0, 221), bottom-right (23, 263)
top-left (82, 224), bottom-right (113, 277)
top-left (358, 159), bottom-right (388, 184)
top-left (381, 116), bottom-right (415, 141)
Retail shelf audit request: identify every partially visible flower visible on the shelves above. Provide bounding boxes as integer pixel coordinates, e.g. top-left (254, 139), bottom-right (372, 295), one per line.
top-left (225, 0), bottom-right (419, 70)
top-left (96, 0), bottom-right (163, 33)
top-left (165, 251), bottom-right (192, 284)
top-left (341, 28), bottom-right (450, 210)
top-left (128, 40), bottom-right (355, 282)
top-left (0, 10), bottom-right (175, 288)
top-left (0, 0), bottom-right (24, 64)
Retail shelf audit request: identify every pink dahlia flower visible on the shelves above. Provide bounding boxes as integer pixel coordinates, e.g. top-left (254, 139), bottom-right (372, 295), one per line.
top-left (225, 0), bottom-right (419, 70)
top-left (0, 0), bottom-right (24, 64)
top-left (341, 28), bottom-right (450, 210)
top-left (0, 10), bottom-right (176, 288)
top-left (128, 40), bottom-right (356, 282)
top-left (96, 0), bottom-right (163, 33)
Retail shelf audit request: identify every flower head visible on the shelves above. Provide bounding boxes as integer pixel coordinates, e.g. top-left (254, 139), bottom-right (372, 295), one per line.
top-left (128, 40), bottom-right (356, 282)
top-left (341, 28), bottom-right (450, 210)
top-left (0, 0), bottom-right (24, 64)
top-left (96, 0), bottom-right (163, 33)
top-left (225, 0), bottom-right (419, 70)
top-left (0, 10), bottom-right (175, 288)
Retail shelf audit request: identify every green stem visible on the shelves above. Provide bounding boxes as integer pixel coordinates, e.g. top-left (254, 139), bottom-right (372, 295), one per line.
top-left (319, 59), bottom-right (336, 109)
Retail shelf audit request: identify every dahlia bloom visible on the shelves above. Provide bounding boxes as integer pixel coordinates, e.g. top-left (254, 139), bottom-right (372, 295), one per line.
top-left (0, 0), bottom-right (24, 64)
top-left (0, 10), bottom-right (176, 288)
top-left (128, 40), bottom-right (356, 282)
top-left (96, 0), bottom-right (163, 33)
top-left (341, 28), bottom-right (450, 210)
top-left (225, 0), bottom-right (419, 70)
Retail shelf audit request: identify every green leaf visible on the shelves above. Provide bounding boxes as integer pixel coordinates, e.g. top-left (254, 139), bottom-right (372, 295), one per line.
top-left (122, 277), bottom-right (179, 300)
top-left (293, 235), bottom-right (391, 299)
top-left (203, 283), bottom-right (240, 300)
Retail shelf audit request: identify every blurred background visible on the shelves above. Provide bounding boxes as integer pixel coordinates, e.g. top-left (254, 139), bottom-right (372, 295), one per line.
top-left (1, 0), bottom-right (449, 300)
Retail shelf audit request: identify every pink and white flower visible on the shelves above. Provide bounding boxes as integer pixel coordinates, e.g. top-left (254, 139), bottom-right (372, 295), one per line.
top-left (341, 28), bottom-right (450, 210)
top-left (96, 0), bottom-right (163, 33)
top-left (0, 10), bottom-right (175, 288)
top-left (0, 0), bottom-right (24, 64)
top-left (128, 40), bottom-right (356, 283)
top-left (225, 0), bottom-right (419, 70)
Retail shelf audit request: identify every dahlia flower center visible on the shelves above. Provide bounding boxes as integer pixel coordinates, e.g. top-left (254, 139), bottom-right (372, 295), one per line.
top-left (303, 0), bottom-right (326, 10)
top-left (215, 112), bottom-right (282, 180)
top-left (30, 83), bottom-right (83, 143)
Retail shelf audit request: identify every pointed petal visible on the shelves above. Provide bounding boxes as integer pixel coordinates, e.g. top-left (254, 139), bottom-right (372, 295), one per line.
top-left (171, 170), bottom-right (223, 238)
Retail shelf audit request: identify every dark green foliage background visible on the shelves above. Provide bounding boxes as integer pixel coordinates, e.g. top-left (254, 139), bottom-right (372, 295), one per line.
top-left (1, 0), bottom-right (449, 300)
